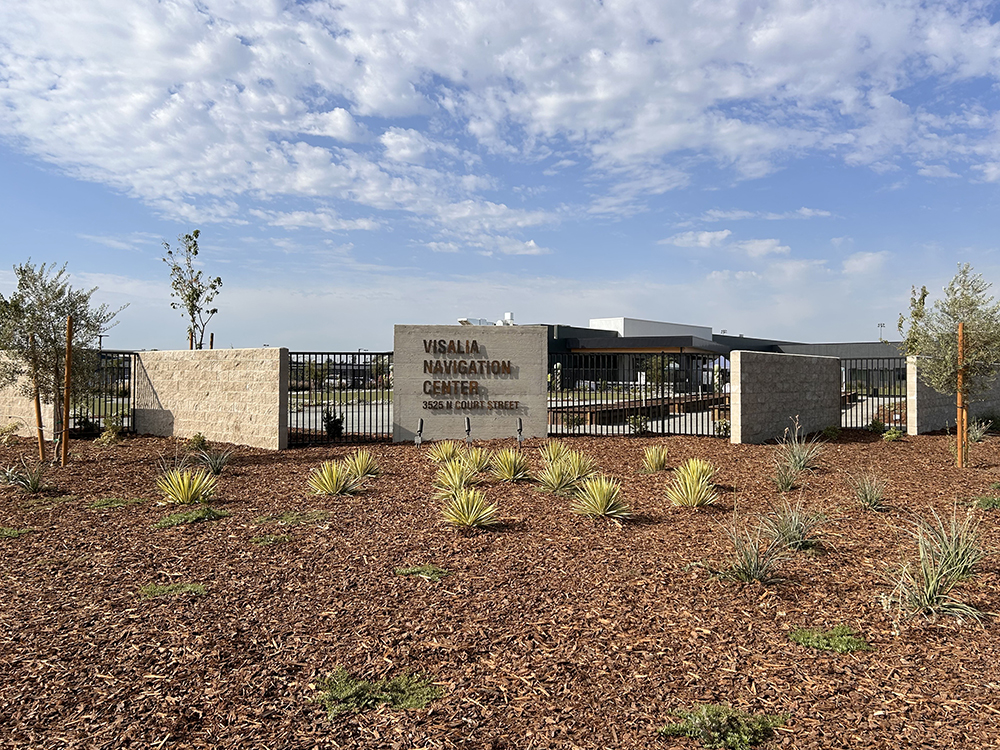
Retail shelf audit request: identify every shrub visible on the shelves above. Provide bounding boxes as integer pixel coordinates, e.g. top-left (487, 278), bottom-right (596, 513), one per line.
top-left (788, 625), bottom-right (870, 653)
top-left (882, 427), bottom-right (904, 442)
top-left (154, 506), bottom-right (230, 529)
top-left (308, 460), bottom-right (363, 496)
top-left (491, 448), bottom-right (531, 482)
top-left (627, 414), bottom-right (650, 436)
top-left (535, 460), bottom-right (579, 495)
top-left (1, 459), bottom-right (47, 494)
top-left (713, 419), bottom-right (731, 438)
top-left (969, 418), bottom-right (991, 443)
top-left (460, 446), bottom-right (492, 474)
top-left (427, 440), bottom-right (463, 464)
top-left (322, 408), bottom-right (343, 437)
top-left (395, 564), bottom-right (451, 581)
top-left (571, 475), bottom-right (632, 520)
top-left (139, 582), bottom-right (206, 598)
top-left (721, 523), bottom-right (786, 585)
top-left (156, 468), bottom-right (218, 505)
top-left (666, 458), bottom-right (718, 507)
top-left (888, 552), bottom-right (986, 624)
top-left (0, 419), bottom-right (23, 446)
top-left (868, 418), bottom-right (886, 434)
top-left (95, 413), bottom-right (124, 447)
top-left (974, 494), bottom-right (1000, 510)
top-left (185, 432), bottom-right (209, 452)
top-left (195, 446), bottom-right (235, 476)
top-left (659, 704), bottom-right (786, 749)
top-left (846, 470), bottom-right (887, 511)
top-left (441, 488), bottom-right (499, 529)
top-left (315, 667), bottom-right (442, 717)
top-left (821, 425), bottom-right (841, 440)
top-left (759, 500), bottom-right (824, 551)
top-left (774, 416), bottom-right (824, 473)
top-left (342, 449), bottom-right (381, 480)
top-left (538, 440), bottom-right (571, 466)
top-left (432, 460), bottom-right (479, 499)
top-left (642, 444), bottom-right (670, 473)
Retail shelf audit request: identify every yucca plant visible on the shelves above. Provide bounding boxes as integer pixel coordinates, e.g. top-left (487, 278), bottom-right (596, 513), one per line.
top-left (571, 475), bottom-right (632, 520)
top-left (560, 449), bottom-right (598, 481)
top-left (535, 460), bottom-right (579, 495)
top-left (491, 448), bottom-right (531, 482)
top-left (307, 460), bottom-right (363, 496)
top-left (432, 459), bottom-right (479, 499)
top-left (759, 500), bottom-right (824, 551)
top-left (722, 522), bottom-right (787, 584)
top-left (918, 508), bottom-right (984, 580)
top-left (665, 458), bottom-right (718, 507)
top-left (195, 447), bottom-right (234, 476)
top-left (342, 449), bottom-right (381, 480)
top-left (426, 440), bottom-right (463, 464)
top-left (642, 444), bottom-right (670, 473)
top-left (538, 440), bottom-right (571, 466)
top-left (846, 470), bottom-right (887, 511)
top-left (461, 447), bottom-right (492, 474)
top-left (774, 416), bottom-right (824, 473)
top-left (771, 460), bottom-right (799, 492)
top-left (156, 468), bottom-right (218, 505)
top-left (441, 487), bottom-right (499, 529)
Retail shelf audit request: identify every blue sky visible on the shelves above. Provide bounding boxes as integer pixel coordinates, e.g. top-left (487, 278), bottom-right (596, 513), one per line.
top-left (3, 0), bottom-right (1000, 351)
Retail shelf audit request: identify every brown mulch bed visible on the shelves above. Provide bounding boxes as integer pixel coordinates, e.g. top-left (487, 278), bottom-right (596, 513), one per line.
top-left (2, 431), bottom-right (1000, 749)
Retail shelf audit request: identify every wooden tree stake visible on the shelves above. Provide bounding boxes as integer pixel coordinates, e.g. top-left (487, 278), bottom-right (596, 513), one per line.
top-left (30, 334), bottom-right (45, 463)
top-left (61, 315), bottom-right (72, 466)
top-left (957, 321), bottom-right (966, 468)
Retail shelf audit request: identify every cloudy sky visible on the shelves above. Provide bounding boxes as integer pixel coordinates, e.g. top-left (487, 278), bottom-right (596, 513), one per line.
top-left (2, 0), bottom-right (1000, 351)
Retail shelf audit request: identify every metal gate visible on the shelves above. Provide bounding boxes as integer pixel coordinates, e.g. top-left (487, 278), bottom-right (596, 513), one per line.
top-left (69, 350), bottom-right (137, 436)
top-left (287, 351), bottom-right (393, 445)
top-left (839, 357), bottom-right (907, 429)
top-left (547, 351), bottom-right (731, 437)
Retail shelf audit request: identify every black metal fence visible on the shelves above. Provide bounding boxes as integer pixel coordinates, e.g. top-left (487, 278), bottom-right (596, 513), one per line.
top-left (68, 350), bottom-right (137, 436)
top-left (547, 352), bottom-right (731, 437)
top-left (287, 351), bottom-right (393, 445)
top-left (839, 357), bottom-right (907, 430)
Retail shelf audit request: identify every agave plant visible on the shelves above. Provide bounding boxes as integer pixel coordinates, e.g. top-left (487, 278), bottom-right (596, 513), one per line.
top-left (426, 440), bottom-right (463, 464)
top-left (538, 440), bottom-right (571, 466)
top-left (342, 449), bottom-right (381, 480)
top-left (572, 475), bottom-right (632, 520)
top-left (535, 460), bottom-right (579, 495)
top-left (759, 499), bottom-right (824, 551)
top-left (917, 508), bottom-right (984, 580)
top-left (432, 459), bottom-right (479, 499)
top-left (722, 521), bottom-right (787, 584)
top-left (846, 469), bottom-right (887, 511)
top-left (195, 447), bottom-right (235, 476)
top-left (307, 460), bottom-right (363, 496)
top-left (491, 448), bottom-right (531, 482)
top-left (461, 447), bottom-right (492, 474)
top-left (156, 468), bottom-right (218, 505)
top-left (441, 488), bottom-right (499, 529)
top-left (774, 416), bottom-right (824, 473)
top-left (642, 444), bottom-right (670, 473)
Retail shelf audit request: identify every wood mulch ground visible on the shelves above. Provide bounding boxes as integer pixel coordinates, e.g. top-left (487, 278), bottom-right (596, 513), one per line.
top-left (1, 430), bottom-right (999, 749)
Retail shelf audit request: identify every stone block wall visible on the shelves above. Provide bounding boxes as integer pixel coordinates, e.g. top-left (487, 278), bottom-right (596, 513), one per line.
top-left (134, 348), bottom-right (289, 450)
top-left (907, 356), bottom-right (1000, 434)
top-left (0, 366), bottom-right (48, 438)
top-left (731, 351), bottom-right (841, 444)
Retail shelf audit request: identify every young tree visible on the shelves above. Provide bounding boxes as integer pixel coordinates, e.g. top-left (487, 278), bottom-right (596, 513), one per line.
top-left (0, 261), bottom-right (125, 452)
top-left (898, 263), bottom-right (1000, 465)
top-left (162, 229), bottom-right (223, 349)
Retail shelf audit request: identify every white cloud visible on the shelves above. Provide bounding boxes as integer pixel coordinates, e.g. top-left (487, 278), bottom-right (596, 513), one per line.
top-left (249, 209), bottom-right (378, 232)
top-left (660, 230), bottom-right (732, 248)
top-left (700, 207), bottom-right (832, 222)
top-left (916, 164), bottom-right (960, 179)
top-left (843, 250), bottom-right (889, 274)
top-left (734, 238), bottom-right (790, 258)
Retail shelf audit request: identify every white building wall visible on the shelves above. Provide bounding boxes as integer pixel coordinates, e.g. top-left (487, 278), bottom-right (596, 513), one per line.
top-left (588, 317), bottom-right (713, 339)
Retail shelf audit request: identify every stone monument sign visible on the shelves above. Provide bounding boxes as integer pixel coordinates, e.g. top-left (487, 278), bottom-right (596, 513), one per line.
top-left (392, 324), bottom-right (548, 442)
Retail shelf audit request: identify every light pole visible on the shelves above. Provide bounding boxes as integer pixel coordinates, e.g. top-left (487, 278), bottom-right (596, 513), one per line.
top-left (877, 322), bottom-right (885, 340)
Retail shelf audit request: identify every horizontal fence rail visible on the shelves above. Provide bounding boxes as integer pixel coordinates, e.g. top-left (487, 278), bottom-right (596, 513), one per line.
top-left (69, 350), bottom-right (137, 436)
top-left (547, 352), bottom-right (731, 437)
top-left (287, 351), bottom-right (393, 445)
top-left (839, 357), bottom-right (907, 430)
